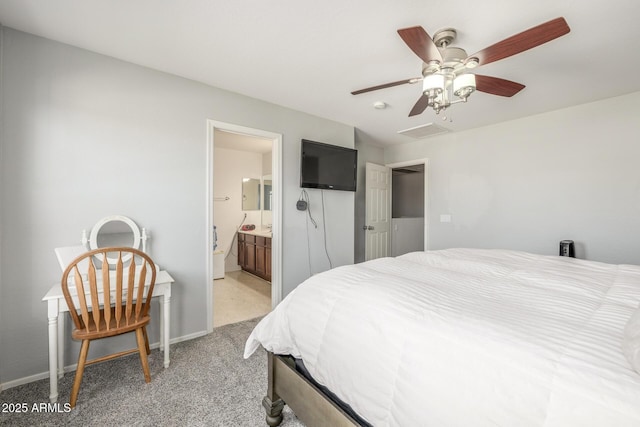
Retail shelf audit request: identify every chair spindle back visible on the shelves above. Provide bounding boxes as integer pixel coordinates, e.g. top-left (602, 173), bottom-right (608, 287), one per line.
top-left (61, 247), bottom-right (157, 333)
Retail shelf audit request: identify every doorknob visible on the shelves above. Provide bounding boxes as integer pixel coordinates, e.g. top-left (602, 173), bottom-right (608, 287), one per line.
top-left (363, 225), bottom-right (374, 230)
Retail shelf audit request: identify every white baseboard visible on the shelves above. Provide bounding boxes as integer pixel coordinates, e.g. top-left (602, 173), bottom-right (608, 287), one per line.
top-left (0, 371), bottom-right (52, 393)
top-left (0, 330), bottom-right (208, 392)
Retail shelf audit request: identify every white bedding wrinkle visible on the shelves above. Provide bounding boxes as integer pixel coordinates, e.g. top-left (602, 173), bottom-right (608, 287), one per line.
top-left (244, 248), bottom-right (640, 426)
top-left (623, 307), bottom-right (640, 375)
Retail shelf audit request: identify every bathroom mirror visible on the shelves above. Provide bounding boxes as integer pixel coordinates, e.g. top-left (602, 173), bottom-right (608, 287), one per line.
top-left (262, 175), bottom-right (272, 211)
top-left (89, 215), bottom-right (141, 262)
top-left (242, 178), bottom-right (261, 211)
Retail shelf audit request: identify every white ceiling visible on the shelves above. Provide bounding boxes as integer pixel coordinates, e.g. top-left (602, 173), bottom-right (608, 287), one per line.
top-left (1, 0), bottom-right (639, 146)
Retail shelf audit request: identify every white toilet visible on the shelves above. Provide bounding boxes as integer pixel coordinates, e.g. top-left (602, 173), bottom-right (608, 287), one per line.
top-left (213, 250), bottom-right (225, 279)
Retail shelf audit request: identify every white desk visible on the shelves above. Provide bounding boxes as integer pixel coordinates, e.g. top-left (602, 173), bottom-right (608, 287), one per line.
top-left (42, 270), bottom-right (174, 403)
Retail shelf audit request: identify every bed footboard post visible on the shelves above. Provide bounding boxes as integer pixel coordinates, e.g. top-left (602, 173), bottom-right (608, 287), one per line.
top-left (263, 352), bottom-right (285, 426)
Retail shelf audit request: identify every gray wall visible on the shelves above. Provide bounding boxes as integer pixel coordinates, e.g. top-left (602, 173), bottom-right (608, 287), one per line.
top-left (0, 28), bottom-right (354, 385)
top-left (384, 91), bottom-right (640, 264)
top-left (392, 171), bottom-right (424, 218)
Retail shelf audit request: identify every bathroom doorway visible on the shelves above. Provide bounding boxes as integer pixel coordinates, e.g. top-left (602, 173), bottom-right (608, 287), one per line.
top-left (206, 121), bottom-right (282, 332)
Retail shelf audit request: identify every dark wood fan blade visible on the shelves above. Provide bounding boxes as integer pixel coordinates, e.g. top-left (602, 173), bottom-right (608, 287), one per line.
top-left (409, 94), bottom-right (430, 116)
top-left (398, 26), bottom-right (443, 64)
top-left (351, 78), bottom-right (419, 95)
top-left (475, 75), bottom-right (525, 97)
top-left (468, 17), bottom-right (570, 66)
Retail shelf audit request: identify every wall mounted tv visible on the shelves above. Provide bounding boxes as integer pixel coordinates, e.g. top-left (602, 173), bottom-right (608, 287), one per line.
top-left (300, 139), bottom-right (358, 192)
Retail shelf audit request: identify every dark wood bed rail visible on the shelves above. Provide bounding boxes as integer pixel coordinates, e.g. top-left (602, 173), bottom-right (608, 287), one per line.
top-left (264, 352), bottom-right (361, 427)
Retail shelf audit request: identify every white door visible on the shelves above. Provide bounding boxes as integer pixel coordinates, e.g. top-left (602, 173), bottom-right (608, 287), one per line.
top-left (365, 162), bottom-right (391, 261)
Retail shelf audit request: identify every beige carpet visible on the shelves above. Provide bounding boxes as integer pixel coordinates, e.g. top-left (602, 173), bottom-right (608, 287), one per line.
top-left (0, 317), bottom-right (304, 427)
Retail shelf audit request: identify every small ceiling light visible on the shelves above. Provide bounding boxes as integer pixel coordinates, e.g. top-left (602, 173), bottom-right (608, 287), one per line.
top-left (423, 74), bottom-right (445, 94)
top-left (464, 57), bottom-right (479, 69)
top-left (453, 74), bottom-right (476, 99)
top-left (373, 101), bottom-right (387, 109)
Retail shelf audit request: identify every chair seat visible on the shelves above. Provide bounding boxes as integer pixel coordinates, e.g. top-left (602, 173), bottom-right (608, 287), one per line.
top-left (72, 305), bottom-right (150, 340)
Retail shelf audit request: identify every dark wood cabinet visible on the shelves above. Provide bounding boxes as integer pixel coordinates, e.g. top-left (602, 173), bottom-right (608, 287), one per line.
top-left (238, 232), bottom-right (245, 266)
top-left (238, 232), bottom-right (271, 282)
top-left (265, 237), bottom-right (272, 278)
top-left (245, 240), bottom-right (256, 271)
top-left (256, 245), bottom-right (266, 277)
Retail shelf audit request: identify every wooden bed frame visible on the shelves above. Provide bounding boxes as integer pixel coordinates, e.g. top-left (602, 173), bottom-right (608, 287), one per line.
top-left (263, 352), bottom-right (361, 427)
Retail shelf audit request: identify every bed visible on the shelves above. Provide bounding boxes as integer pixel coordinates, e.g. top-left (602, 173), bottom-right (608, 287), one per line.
top-left (244, 248), bottom-right (640, 426)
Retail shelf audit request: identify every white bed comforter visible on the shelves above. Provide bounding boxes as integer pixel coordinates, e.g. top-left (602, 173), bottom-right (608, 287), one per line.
top-left (244, 249), bottom-right (640, 426)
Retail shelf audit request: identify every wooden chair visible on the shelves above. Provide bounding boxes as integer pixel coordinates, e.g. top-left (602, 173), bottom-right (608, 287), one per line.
top-left (60, 246), bottom-right (157, 408)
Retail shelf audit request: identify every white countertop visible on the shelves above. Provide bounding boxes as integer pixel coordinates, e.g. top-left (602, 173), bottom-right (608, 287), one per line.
top-left (239, 229), bottom-right (272, 238)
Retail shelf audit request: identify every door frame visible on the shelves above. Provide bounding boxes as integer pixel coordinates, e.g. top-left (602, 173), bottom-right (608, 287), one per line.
top-left (205, 120), bottom-right (283, 333)
top-left (386, 158), bottom-right (429, 252)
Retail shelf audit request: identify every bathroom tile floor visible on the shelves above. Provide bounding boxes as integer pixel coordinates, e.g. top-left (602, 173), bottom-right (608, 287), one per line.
top-left (213, 270), bottom-right (271, 328)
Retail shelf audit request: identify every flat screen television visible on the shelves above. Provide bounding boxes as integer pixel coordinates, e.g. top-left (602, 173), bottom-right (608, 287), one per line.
top-left (300, 139), bottom-right (357, 192)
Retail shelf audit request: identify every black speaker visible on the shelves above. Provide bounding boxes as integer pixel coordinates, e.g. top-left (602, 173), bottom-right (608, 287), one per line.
top-left (559, 240), bottom-right (575, 257)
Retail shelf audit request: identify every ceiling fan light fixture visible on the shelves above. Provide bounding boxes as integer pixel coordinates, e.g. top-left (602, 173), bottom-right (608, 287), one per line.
top-left (424, 61), bottom-right (441, 74)
top-left (464, 57), bottom-right (479, 69)
top-left (423, 74), bottom-right (445, 94)
top-left (453, 74), bottom-right (476, 98)
top-left (351, 17), bottom-right (570, 118)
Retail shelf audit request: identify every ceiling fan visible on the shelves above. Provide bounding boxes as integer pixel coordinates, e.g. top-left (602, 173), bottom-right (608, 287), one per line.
top-left (351, 17), bottom-right (570, 117)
